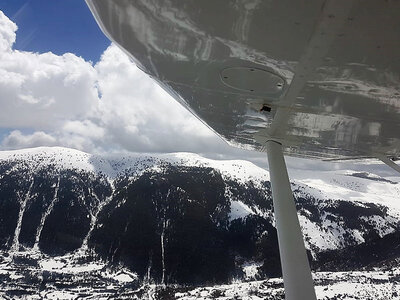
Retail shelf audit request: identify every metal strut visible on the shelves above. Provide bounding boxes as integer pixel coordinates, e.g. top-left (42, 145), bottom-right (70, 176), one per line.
top-left (266, 141), bottom-right (317, 300)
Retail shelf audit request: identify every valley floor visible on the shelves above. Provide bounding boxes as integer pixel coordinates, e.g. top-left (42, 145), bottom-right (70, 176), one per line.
top-left (0, 250), bottom-right (399, 300)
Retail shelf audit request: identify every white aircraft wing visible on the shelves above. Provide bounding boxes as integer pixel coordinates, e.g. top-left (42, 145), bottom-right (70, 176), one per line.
top-left (86, 0), bottom-right (400, 161)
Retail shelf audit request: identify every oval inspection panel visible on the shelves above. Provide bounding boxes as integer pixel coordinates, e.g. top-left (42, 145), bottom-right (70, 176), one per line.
top-left (220, 67), bottom-right (285, 95)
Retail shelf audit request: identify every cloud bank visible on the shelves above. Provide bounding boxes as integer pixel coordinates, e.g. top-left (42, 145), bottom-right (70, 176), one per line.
top-left (0, 10), bottom-right (238, 158)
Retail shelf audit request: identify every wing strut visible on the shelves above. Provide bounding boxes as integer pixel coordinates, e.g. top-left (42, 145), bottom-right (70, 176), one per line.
top-left (378, 156), bottom-right (400, 174)
top-left (266, 140), bottom-right (317, 300)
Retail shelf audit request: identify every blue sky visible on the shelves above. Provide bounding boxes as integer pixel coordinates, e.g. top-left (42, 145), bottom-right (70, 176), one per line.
top-left (0, 0), bottom-right (108, 62)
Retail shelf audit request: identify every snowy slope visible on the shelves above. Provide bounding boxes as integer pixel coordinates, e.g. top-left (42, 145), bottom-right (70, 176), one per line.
top-left (2, 146), bottom-right (399, 205)
top-left (291, 168), bottom-right (400, 210)
top-left (1, 146), bottom-right (399, 255)
top-left (0, 146), bottom-right (269, 182)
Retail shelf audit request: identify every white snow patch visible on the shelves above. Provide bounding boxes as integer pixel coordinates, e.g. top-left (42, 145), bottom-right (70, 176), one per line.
top-left (229, 200), bottom-right (254, 221)
top-left (242, 261), bottom-right (262, 280)
top-left (114, 273), bottom-right (136, 283)
top-left (9, 273), bottom-right (23, 280)
top-left (40, 259), bottom-right (65, 271)
top-left (42, 291), bottom-right (76, 300)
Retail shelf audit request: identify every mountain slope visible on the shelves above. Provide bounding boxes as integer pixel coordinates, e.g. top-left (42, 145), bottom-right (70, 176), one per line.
top-left (0, 147), bottom-right (399, 298)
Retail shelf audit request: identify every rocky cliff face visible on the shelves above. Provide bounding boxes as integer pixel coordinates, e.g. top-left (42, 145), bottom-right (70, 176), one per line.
top-left (0, 147), bottom-right (400, 298)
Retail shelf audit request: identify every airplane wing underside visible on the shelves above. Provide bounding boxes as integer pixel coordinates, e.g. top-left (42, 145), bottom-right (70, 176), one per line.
top-left (87, 0), bottom-right (400, 160)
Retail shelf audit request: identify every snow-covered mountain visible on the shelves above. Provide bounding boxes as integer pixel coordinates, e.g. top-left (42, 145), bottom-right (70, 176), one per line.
top-left (0, 146), bottom-right (399, 299)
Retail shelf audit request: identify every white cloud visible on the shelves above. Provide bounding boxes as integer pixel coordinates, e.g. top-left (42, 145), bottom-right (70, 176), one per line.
top-left (2, 130), bottom-right (56, 149)
top-left (0, 11), bottom-right (17, 52)
top-left (0, 9), bottom-right (238, 158)
top-left (0, 49), bottom-right (98, 129)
